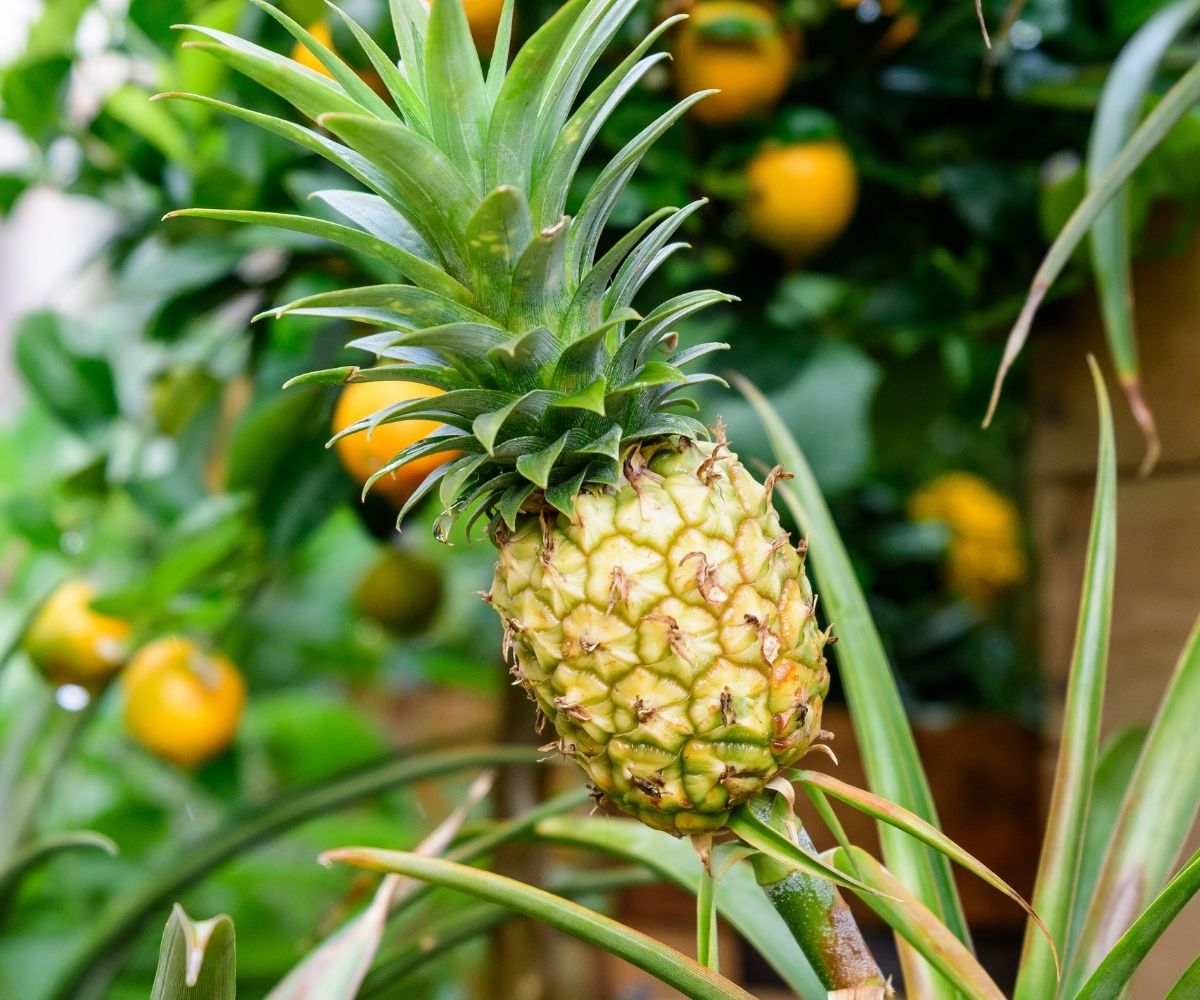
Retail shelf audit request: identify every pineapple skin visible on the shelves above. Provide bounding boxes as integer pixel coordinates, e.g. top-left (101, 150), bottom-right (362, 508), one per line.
top-left (490, 439), bottom-right (830, 834)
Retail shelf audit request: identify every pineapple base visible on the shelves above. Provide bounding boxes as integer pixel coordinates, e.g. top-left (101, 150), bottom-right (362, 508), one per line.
top-left (489, 438), bottom-right (831, 834)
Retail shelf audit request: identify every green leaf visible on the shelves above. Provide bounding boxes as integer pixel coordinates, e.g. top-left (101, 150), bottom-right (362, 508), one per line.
top-left (177, 27), bottom-right (362, 120)
top-left (531, 0), bottom-right (639, 169)
top-left (484, 0), bottom-right (517, 101)
top-left (548, 375), bottom-right (607, 415)
top-left (735, 373), bottom-right (969, 989)
top-left (568, 91), bottom-right (714, 277)
top-left (104, 84), bottom-right (192, 165)
top-left (544, 466), bottom-right (588, 515)
top-left (986, 56), bottom-right (1200, 428)
top-left (605, 201), bottom-right (706, 316)
top-left (825, 847), bottom-right (1006, 1000)
top-left (498, 481), bottom-right (538, 529)
top-left (516, 432), bottom-right (569, 489)
top-left (533, 815), bottom-right (825, 998)
top-left (471, 390), bottom-right (556, 452)
top-left (1087, 0), bottom-right (1200, 471)
top-left (1013, 359), bottom-right (1116, 1000)
top-left (263, 284), bottom-right (490, 330)
top-left (389, 0), bottom-right (429, 102)
top-left (317, 113), bottom-right (477, 272)
top-left (361, 869), bottom-right (653, 996)
top-left (725, 805), bottom-right (881, 897)
top-left (485, 0), bottom-right (587, 192)
top-left (150, 905), bottom-right (235, 1000)
top-left (310, 190), bottom-right (436, 263)
top-left (530, 16), bottom-right (684, 227)
top-left (322, 850), bottom-right (757, 1000)
top-left (795, 771), bottom-right (1052, 964)
top-left (465, 186), bottom-right (534, 316)
top-left (1070, 726), bottom-right (1147, 956)
top-left (166, 208), bottom-right (462, 298)
top-left (487, 326), bottom-right (558, 389)
top-left (569, 205), bottom-right (676, 329)
top-left (49, 747), bottom-right (540, 1000)
top-left (425, 0), bottom-right (489, 188)
top-left (0, 831), bottom-right (117, 912)
top-left (324, 3), bottom-right (430, 133)
top-left (509, 218), bottom-right (572, 330)
top-left (1166, 955), bottom-right (1200, 1000)
top-left (14, 311), bottom-right (118, 434)
top-left (154, 94), bottom-right (414, 219)
top-left (1064, 617), bottom-right (1200, 993)
top-left (1075, 848), bottom-right (1200, 1000)
top-left (266, 772), bottom-right (494, 999)
top-left (249, 0), bottom-right (397, 119)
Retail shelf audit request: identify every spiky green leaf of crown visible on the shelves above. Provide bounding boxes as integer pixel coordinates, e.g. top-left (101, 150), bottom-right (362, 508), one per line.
top-left (164, 0), bottom-right (731, 534)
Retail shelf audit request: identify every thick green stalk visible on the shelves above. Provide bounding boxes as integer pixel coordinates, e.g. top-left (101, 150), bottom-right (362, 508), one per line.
top-left (747, 799), bottom-right (885, 992)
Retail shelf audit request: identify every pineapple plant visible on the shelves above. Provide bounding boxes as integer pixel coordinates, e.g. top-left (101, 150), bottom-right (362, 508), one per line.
top-left (165, 0), bottom-right (831, 836)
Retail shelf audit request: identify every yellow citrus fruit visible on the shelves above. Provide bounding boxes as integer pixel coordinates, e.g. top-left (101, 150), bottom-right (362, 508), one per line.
top-left (333, 380), bottom-right (458, 508)
top-left (23, 580), bottom-right (131, 689)
top-left (123, 638), bottom-right (246, 768)
top-left (290, 20), bottom-right (335, 77)
top-left (909, 472), bottom-right (1026, 606)
top-left (463, 0), bottom-right (505, 51)
top-left (674, 1), bottom-right (795, 125)
top-left (744, 140), bottom-right (858, 258)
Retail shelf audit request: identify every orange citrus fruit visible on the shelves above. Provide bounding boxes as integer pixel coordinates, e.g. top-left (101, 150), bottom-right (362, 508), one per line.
top-left (23, 580), bottom-right (131, 689)
top-left (332, 380), bottom-right (459, 508)
top-left (674, 1), bottom-right (795, 125)
top-left (123, 638), bottom-right (246, 768)
top-left (745, 140), bottom-right (858, 258)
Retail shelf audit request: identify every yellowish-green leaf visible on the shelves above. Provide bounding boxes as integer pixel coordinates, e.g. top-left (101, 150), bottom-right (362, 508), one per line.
top-left (321, 850), bottom-right (756, 1000)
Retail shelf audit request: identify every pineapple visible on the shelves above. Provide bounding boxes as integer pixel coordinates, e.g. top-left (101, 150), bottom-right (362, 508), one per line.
top-left (166, 0), bottom-right (831, 834)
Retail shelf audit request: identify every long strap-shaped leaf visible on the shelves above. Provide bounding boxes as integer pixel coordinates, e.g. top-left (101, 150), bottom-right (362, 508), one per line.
top-left (533, 815), bottom-right (825, 998)
top-left (825, 847), bottom-right (1006, 1000)
top-left (1074, 848), bottom-right (1200, 1000)
top-left (1086, 0), bottom-right (1200, 471)
top-left (361, 868), bottom-right (654, 996)
top-left (322, 850), bottom-right (757, 1000)
top-left (49, 746), bottom-right (541, 1000)
top-left (736, 374), bottom-right (969, 992)
top-left (1063, 615), bottom-right (1200, 994)
top-left (1014, 358), bottom-right (1116, 1000)
top-left (985, 55), bottom-right (1200, 427)
top-left (164, 209), bottom-right (467, 301)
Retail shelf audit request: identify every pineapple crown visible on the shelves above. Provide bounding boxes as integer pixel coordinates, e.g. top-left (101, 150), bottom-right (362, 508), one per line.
top-left (163, 0), bottom-right (733, 535)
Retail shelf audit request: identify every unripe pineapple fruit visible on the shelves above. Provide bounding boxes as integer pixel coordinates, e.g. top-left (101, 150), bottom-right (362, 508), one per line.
top-left (492, 440), bottom-right (828, 833)
top-left (24, 580), bottom-right (131, 689)
top-left (673, 1), bottom-right (795, 125)
top-left (171, 0), bottom-right (836, 833)
top-left (333, 381), bottom-right (459, 508)
top-left (746, 140), bottom-right (858, 258)
top-left (123, 638), bottom-right (245, 768)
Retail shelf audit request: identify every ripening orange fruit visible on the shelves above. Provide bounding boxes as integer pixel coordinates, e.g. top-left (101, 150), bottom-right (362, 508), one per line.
top-left (123, 638), bottom-right (245, 768)
top-left (744, 140), bottom-right (858, 259)
top-left (23, 580), bottom-right (131, 689)
top-left (332, 380), bottom-right (459, 508)
top-left (674, 1), bottom-right (795, 125)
